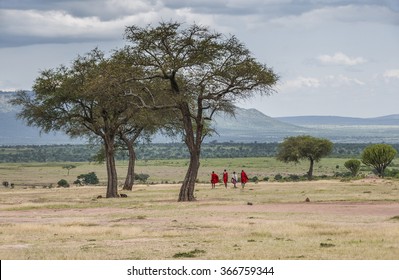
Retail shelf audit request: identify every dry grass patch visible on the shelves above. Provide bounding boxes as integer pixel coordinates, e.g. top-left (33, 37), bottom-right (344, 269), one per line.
top-left (0, 179), bottom-right (399, 259)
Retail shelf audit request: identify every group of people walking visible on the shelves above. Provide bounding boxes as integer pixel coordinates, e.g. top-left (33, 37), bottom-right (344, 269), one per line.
top-left (211, 169), bottom-right (249, 189)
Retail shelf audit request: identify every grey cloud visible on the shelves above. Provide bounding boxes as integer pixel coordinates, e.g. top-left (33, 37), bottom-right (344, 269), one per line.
top-left (1, 0), bottom-right (398, 48)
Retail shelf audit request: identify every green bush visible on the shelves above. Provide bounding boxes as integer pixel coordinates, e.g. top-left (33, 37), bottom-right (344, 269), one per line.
top-left (134, 173), bottom-right (150, 183)
top-left (287, 174), bottom-right (301, 181)
top-left (250, 176), bottom-right (259, 182)
top-left (57, 179), bottom-right (70, 188)
top-left (76, 172), bottom-right (99, 185)
top-left (344, 159), bottom-right (361, 177)
top-left (384, 168), bottom-right (399, 178)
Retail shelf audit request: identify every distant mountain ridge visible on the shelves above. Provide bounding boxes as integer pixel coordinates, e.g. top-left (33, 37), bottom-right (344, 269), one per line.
top-left (1, 91), bottom-right (399, 144)
top-left (210, 109), bottom-right (311, 142)
top-left (277, 115), bottom-right (399, 126)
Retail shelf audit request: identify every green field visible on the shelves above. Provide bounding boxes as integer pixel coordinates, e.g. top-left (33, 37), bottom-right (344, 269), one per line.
top-left (0, 157), bottom-right (398, 260)
top-left (0, 157), bottom-right (379, 187)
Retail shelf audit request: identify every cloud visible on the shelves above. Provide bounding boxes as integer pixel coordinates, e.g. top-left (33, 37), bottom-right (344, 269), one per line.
top-left (0, 2), bottom-right (220, 47)
top-left (325, 75), bottom-right (365, 86)
top-left (280, 74), bottom-right (365, 92)
top-left (0, 9), bottom-right (127, 46)
top-left (317, 52), bottom-right (367, 66)
top-left (2, 1), bottom-right (399, 48)
top-left (279, 76), bottom-right (320, 91)
top-left (383, 69), bottom-right (399, 80)
top-left (269, 4), bottom-right (399, 27)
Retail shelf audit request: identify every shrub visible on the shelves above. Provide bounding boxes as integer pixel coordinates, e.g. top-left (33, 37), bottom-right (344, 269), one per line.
top-left (250, 176), bottom-right (259, 182)
top-left (344, 159), bottom-right (361, 177)
top-left (57, 179), bottom-right (70, 188)
top-left (76, 172), bottom-right (99, 185)
top-left (287, 174), bottom-right (301, 181)
top-left (384, 168), bottom-right (399, 178)
top-left (134, 173), bottom-right (150, 183)
top-left (274, 174), bottom-right (283, 181)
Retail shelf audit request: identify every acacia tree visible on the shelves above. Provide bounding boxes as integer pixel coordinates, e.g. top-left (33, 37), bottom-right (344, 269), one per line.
top-left (11, 48), bottom-right (152, 197)
top-left (124, 22), bottom-right (278, 201)
top-left (361, 144), bottom-right (397, 177)
top-left (276, 135), bottom-right (333, 180)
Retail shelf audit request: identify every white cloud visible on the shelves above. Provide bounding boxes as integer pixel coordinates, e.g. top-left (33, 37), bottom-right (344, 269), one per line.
top-left (280, 74), bottom-right (365, 92)
top-left (325, 75), bottom-right (365, 86)
top-left (317, 52), bottom-right (367, 66)
top-left (279, 76), bottom-right (320, 91)
top-left (383, 69), bottom-right (399, 80)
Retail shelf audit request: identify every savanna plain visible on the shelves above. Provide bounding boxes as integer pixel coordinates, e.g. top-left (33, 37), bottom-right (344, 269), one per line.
top-left (0, 157), bottom-right (398, 260)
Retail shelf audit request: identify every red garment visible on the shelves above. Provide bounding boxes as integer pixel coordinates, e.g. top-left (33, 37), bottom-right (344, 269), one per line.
top-left (223, 171), bottom-right (228, 184)
top-left (211, 173), bottom-right (219, 184)
top-left (241, 171), bottom-right (248, 184)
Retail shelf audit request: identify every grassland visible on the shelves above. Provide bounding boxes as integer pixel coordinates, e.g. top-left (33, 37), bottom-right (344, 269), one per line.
top-left (0, 157), bottom-right (369, 186)
top-left (0, 157), bottom-right (398, 260)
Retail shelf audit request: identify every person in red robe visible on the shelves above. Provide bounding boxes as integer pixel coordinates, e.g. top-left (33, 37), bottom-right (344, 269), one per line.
top-left (211, 171), bottom-right (219, 189)
top-left (241, 170), bottom-right (249, 188)
top-left (222, 169), bottom-right (228, 188)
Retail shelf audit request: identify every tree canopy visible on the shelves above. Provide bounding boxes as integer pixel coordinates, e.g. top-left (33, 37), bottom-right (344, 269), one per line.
top-left (276, 135), bottom-right (333, 180)
top-left (11, 48), bottom-right (161, 197)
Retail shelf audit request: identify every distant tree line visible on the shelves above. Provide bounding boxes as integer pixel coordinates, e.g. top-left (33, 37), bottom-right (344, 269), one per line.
top-left (1, 142), bottom-right (398, 163)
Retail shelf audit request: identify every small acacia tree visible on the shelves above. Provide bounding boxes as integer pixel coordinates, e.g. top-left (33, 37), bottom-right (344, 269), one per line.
top-left (361, 144), bottom-right (397, 177)
top-left (276, 135), bottom-right (333, 180)
top-left (62, 164), bottom-right (76, 176)
top-left (344, 159), bottom-right (361, 177)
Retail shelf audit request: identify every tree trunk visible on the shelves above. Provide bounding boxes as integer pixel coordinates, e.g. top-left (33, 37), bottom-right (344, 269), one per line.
top-left (179, 150), bottom-right (200, 201)
top-left (123, 142), bottom-right (136, 190)
top-left (104, 136), bottom-right (119, 198)
top-left (178, 102), bottom-right (202, 202)
top-left (307, 158), bottom-right (314, 180)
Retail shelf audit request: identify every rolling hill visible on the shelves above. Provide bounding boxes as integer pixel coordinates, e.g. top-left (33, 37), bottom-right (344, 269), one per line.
top-left (1, 91), bottom-right (399, 144)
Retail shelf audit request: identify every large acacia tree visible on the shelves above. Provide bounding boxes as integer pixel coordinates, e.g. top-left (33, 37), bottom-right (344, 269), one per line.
top-left (124, 22), bottom-right (278, 201)
top-left (276, 135), bottom-right (333, 180)
top-left (11, 48), bottom-right (155, 197)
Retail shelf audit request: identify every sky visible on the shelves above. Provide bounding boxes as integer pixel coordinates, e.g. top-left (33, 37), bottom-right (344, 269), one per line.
top-left (0, 0), bottom-right (398, 118)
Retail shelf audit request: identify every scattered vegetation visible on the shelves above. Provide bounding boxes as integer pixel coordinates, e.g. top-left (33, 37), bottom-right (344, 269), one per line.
top-left (173, 249), bottom-right (206, 258)
top-left (1, 143), bottom-right (398, 163)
